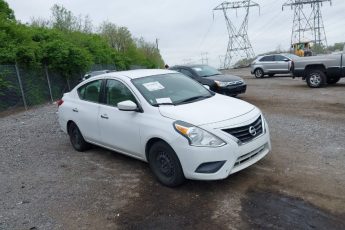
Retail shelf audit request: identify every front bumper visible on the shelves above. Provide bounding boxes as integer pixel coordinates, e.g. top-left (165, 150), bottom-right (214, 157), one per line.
top-left (216, 84), bottom-right (247, 96)
top-left (170, 120), bottom-right (271, 180)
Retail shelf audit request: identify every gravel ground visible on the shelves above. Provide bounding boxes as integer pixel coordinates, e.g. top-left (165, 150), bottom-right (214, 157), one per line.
top-left (1, 69), bottom-right (345, 229)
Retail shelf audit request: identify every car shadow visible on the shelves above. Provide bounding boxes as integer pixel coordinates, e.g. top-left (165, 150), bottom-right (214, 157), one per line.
top-left (291, 82), bottom-right (345, 89)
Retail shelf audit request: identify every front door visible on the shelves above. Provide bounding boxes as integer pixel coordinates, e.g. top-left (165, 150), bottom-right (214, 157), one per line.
top-left (274, 55), bottom-right (290, 73)
top-left (98, 79), bottom-right (142, 157)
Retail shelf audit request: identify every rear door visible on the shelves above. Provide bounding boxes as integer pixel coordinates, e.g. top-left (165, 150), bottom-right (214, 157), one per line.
top-left (98, 79), bottom-right (142, 157)
top-left (260, 56), bottom-right (275, 72)
top-left (75, 79), bottom-right (102, 142)
top-left (274, 55), bottom-right (290, 73)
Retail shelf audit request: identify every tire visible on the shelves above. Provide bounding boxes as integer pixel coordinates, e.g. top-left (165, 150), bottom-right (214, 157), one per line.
top-left (326, 76), bottom-right (341, 84)
top-left (68, 122), bottom-right (91, 152)
top-left (148, 141), bottom-right (185, 187)
top-left (306, 70), bottom-right (326, 88)
top-left (268, 74), bottom-right (275, 77)
top-left (254, 68), bottom-right (264, 78)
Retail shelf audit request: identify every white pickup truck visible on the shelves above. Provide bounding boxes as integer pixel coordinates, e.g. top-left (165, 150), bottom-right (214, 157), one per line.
top-left (293, 45), bottom-right (345, 88)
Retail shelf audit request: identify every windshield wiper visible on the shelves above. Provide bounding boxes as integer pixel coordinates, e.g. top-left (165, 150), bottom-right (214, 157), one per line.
top-left (208, 73), bottom-right (222, 76)
top-left (201, 73), bottom-right (221, 77)
top-left (176, 95), bottom-right (211, 105)
top-left (152, 102), bottom-right (175, 107)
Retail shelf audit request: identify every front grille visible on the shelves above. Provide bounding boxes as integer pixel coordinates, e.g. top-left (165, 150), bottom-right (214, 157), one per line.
top-left (222, 116), bottom-right (263, 144)
top-left (227, 80), bottom-right (244, 86)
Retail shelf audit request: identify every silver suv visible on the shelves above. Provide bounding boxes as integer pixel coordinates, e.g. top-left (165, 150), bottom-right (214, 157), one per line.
top-left (251, 54), bottom-right (298, 78)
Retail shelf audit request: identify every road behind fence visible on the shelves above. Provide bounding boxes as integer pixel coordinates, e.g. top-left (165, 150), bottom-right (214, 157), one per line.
top-left (0, 64), bottom-right (116, 112)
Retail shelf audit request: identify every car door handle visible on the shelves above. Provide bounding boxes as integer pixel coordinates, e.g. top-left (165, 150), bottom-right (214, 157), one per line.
top-left (101, 114), bottom-right (109, 119)
top-left (72, 108), bottom-right (78, 112)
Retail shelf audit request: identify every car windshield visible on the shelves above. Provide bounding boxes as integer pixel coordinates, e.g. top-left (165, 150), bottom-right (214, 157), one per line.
top-left (132, 73), bottom-right (214, 106)
top-left (191, 65), bottom-right (222, 77)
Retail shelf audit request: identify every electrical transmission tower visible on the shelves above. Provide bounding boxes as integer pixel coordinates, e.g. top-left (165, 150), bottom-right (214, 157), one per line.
top-left (214, 1), bottom-right (259, 69)
top-left (201, 52), bottom-right (209, 65)
top-left (282, 0), bottom-right (332, 48)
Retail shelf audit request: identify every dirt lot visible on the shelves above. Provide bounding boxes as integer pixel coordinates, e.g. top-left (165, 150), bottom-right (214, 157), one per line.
top-left (1, 68), bottom-right (345, 229)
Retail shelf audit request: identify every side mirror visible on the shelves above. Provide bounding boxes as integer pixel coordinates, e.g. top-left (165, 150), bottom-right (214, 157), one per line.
top-left (203, 85), bottom-right (210, 90)
top-left (117, 100), bottom-right (138, 111)
top-left (283, 58), bottom-right (290, 62)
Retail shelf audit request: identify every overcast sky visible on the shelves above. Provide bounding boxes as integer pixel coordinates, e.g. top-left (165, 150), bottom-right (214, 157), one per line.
top-left (6, 0), bottom-right (345, 68)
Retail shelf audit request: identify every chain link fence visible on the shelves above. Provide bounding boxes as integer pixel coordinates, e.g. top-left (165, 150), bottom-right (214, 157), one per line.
top-left (0, 64), bottom-right (116, 112)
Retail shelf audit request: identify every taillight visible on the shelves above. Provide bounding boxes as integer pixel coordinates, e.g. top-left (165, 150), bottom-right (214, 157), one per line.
top-left (57, 99), bottom-right (64, 107)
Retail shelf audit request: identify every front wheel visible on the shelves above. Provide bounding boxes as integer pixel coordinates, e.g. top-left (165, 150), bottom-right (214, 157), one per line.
top-left (254, 68), bottom-right (264, 78)
top-left (148, 141), bottom-right (185, 187)
top-left (327, 76), bottom-right (341, 84)
top-left (306, 70), bottom-right (326, 88)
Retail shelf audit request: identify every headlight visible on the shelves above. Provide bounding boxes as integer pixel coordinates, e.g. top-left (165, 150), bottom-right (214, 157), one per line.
top-left (173, 121), bottom-right (226, 147)
top-left (215, 80), bottom-right (227, 87)
top-left (262, 115), bottom-right (268, 134)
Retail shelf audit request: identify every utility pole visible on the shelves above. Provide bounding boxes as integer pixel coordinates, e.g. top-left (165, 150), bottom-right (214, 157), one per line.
top-left (214, 0), bottom-right (259, 69)
top-left (201, 52), bottom-right (209, 65)
top-left (155, 38), bottom-right (159, 50)
top-left (282, 0), bottom-right (332, 48)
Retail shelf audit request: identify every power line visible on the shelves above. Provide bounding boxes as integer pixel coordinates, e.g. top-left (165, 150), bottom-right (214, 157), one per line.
top-left (213, 1), bottom-right (260, 69)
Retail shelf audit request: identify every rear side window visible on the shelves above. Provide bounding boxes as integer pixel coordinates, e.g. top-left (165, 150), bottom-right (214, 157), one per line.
top-left (105, 79), bottom-right (136, 107)
top-left (77, 80), bottom-right (102, 103)
top-left (179, 69), bottom-right (195, 78)
top-left (260, 56), bottom-right (274, 62)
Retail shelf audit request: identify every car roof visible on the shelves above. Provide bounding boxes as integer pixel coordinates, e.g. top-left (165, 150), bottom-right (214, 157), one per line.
top-left (260, 53), bottom-right (290, 57)
top-left (101, 69), bottom-right (177, 80)
top-left (171, 64), bottom-right (207, 68)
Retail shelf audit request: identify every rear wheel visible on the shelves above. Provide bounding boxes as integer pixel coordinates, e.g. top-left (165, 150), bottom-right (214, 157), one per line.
top-left (68, 122), bottom-right (91, 152)
top-left (326, 76), bottom-right (341, 84)
top-left (254, 68), bottom-right (264, 78)
top-left (306, 70), bottom-right (326, 88)
top-left (148, 141), bottom-right (185, 187)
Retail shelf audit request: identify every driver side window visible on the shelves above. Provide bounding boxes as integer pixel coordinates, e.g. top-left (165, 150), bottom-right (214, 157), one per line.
top-left (105, 79), bottom-right (136, 107)
top-left (275, 55), bottom-right (287, 61)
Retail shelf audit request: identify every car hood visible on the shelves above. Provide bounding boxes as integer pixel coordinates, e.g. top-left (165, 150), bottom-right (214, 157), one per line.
top-left (204, 74), bottom-right (243, 82)
top-left (158, 94), bottom-right (255, 126)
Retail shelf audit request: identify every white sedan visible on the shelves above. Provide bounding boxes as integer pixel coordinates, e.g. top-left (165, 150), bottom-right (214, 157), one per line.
top-left (58, 69), bottom-right (271, 187)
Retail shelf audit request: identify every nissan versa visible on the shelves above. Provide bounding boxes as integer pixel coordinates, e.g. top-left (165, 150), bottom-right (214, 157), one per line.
top-left (58, 69), bottom-right (271, 187)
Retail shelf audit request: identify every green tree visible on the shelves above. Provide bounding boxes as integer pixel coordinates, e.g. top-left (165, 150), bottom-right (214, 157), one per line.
top-left (311, 44), bottom-right (327, 54)
top-left (99, 22), bottom-right (134, 53)
top-left (0, 17), bottom-right (40, 66)
top-left (136, 37), bottom-right (164, 68)
top-left (42, 38), bottom-right (92, 77)
top-left (327, 43), bottom-right (345, 52)
top-left (51, 4), bottom-right (76, 31)
top-left (0, 0), bottom-right (15, 21)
